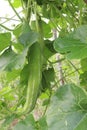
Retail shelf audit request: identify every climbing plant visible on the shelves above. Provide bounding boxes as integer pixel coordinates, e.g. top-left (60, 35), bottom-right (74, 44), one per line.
top-left (0, 0), bottom-right (87, 129)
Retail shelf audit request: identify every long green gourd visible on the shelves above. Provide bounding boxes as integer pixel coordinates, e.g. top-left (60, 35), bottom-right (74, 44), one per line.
top-left (21, 42), bottom-right (42, 114)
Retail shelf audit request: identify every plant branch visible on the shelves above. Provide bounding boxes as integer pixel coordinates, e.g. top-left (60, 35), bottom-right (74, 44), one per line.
top-left (52, 68), bottom-right (81, 88)
top-left (68, 60), bottom-right (80, 75)
top-left (0, 9), bottom-right (23, 25)
top-left (0, 17), bottom-right (20, 22)
top-left (8, 0), bottom-right (23, 22)
top-left (48, 58), bottom-right (65, 64)
top-left (0, 24), bottom-right (14, 31)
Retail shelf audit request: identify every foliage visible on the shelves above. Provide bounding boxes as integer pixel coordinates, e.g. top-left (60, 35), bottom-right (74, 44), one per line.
top-left (54, 25), bottom-right (87, 59)
top-left (0, 0), bottom-right (87, 129)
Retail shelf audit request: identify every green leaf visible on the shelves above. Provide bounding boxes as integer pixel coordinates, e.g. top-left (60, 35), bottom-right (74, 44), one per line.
top-left (42, 98), bottom-right (50, 106)
top-left (20, 64), bottom-right (29, 85)
top-left (6, 69), bottom-right (20, 83)
top-left (14, 115), bottom-right (37, 130)
top-left (18, 31), bottom-right (38, 47)
top-left (74, 114), bottom-right (87, 130)
top-left (12, 0), bottom-right (21, 8)
top-left (31, 21), bottom-right (52, 38)
top-left (13, 42), bottom-right (24, 53)
top-left (79, 71), bottom-right (87, 87)
top-left (42, 21), bottom-right (52, 38)
top-left (81, 58), bottom-right (87, 71)
top-left (0, 86), bottom-right (12, 97)
top-left (72, 25), bottom-right (87, 43)
top-left (42, 67), bottom-right (55, 92)
top-left (54, 25), bottom-right (87, 59)
top-left (46, 84), bottom-right (87, 130)
top-left (43, 40), bottom-right (56, 61)
top-left (21, 21), bottom-right (31, 33)
top-left (2, 114), bottom-right (16, 128)
top-left (0, 33), bottom-right (11, 52)
top-left (0, 47), bottom-right (28, 71)
top-left (54, 37), bottom-right (87, 59)
top-left (38, 116), bottom-right (48, 130)
top-left (13, 24), bottom-right (22, 38)
top-left (18, 21), bottom-right (38, 47)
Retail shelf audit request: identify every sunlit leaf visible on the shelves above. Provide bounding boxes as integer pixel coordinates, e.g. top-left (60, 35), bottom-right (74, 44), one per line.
top-left (6, 69), bottom-right (20, 83)
top-left (0, 33), bottom-right (11, 52)
top-left (42, 21), bottom-right (52, 38)
top-left (13, 24), bottom-right (22, 38)
top-left (12, 0), bottom-right (21, 8)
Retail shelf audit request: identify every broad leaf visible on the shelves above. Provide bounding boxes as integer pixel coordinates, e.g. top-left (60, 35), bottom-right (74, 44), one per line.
top-left (46, 84), bottom-right (87, 130)
top-left (0, 47), bottom-right (28, 71)
top-left (72, 25), bottom-right (87, 43)
top-left (18, 21), bottom-right (38, 47)
top-left (54, 37), bottom-right (87, 59)
top-left (13, 22), bottom-right (38, 47)
top-left (74, 114), bottom-right (87, 130)
top-left (13, 24), bottom-right (22, 38)
top-left (54, 25), bottom-right (87, 59)
top-left (42, 21), bottom-right (52, 38)
top-left (0, 33), bottom-right (11, 52)
top-left (18, 31), bottom-right (38, 47)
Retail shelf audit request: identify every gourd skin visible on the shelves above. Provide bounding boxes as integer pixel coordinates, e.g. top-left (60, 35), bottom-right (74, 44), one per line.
top-left (22, 42), bottom-right (42, 114)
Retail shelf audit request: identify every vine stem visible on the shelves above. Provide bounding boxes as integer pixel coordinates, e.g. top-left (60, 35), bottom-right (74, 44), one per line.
top-left (8, 0), bottom-right (23, 22)
top-left (53, 29), bottom-right (65, 86)
top-left (0, 17), bottom-right (20, 22)
top-left (34, 2), bottom-right (44, 50)
top-left (52, 67), bottom-right (81, 89)
top-left (0, 24), bottom-right (14, 31)
top-left (68, 60), bottom-right (80, 75)
top-left (0, 9), bottom-right (23, 25)
top-left (25, 0), bottom-right (32, 22)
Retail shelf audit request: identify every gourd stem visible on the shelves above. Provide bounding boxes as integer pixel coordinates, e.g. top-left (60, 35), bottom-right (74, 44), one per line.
top-left (34, 2), bottom-right (44, 50)
top-left (25, 0), bottom-right (32, 22)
